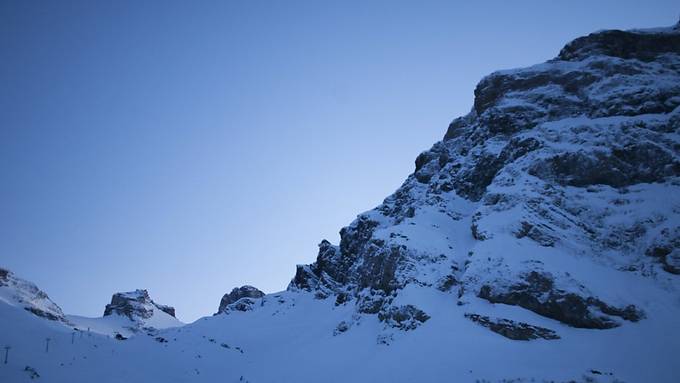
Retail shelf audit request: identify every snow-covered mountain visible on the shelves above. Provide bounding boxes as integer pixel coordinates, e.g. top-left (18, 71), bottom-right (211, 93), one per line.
top-left (216, 286), bottom-right (265, 314)
top-left (65, 290), bottom-right (183, 338)
top-left (1, 21), bottom-right (679, 383)
top-left (0, 268), bottom-right (68, 324)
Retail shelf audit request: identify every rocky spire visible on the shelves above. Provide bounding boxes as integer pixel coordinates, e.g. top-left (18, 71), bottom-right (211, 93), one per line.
top-left (217, 285), bottom-right (265, 314)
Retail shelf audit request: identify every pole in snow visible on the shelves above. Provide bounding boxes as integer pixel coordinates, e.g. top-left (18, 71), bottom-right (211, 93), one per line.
top-left (45, 338), bottom-right (51, 353)
top-left (3, 346), bottom-right (9, 364)
top-left (71, 332), bottom-right (75, 344)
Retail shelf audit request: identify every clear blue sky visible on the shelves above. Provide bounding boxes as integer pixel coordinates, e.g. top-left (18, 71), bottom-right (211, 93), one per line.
top-left (1, 1), bottom-right (678, 322)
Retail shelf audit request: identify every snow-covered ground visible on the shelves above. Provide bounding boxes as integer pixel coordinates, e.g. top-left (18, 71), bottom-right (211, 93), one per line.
top-left (1, 281), bottom-right (678, 382)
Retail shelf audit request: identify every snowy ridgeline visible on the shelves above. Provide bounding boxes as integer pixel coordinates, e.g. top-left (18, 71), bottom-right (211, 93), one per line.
top-left (2, 21), bottom-right (680, 383)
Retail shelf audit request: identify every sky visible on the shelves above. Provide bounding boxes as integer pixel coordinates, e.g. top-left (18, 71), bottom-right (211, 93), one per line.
top-left (1, 1), bottom-right (678, 322)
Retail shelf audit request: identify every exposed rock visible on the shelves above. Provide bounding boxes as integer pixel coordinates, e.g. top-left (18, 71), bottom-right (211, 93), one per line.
top-left (23, 366), bottom-right (40, 380)
top-left (514, 221), bottom-right (556, 247)
top-left (417, 137), bottom-right (541, 201)
top-left (114, 333), bottom-right (128, 341)
top-left (465, 313), bottom-right (560, 340)
top-left (229, 298), bottom-right (259, 312)
top-left (478, 272), bottom-right (644, 329)
top-left (558, 28), bottom-right (680, 62)
top-left (217, 286), bottom-right (265, 314)
top-left (0, 268), bottom-right (8, 283)
top-left (378, 304), bottom-right (430, 331)
top-left (333, 321), bottom-right (350, 336)
top-left (287, 22), bottom-right (678, 336)
top-left (471, 212), bottom-right (490, 241)
top-left (436, 275), bottom-right (458, 292)
top-left (529, 143), bottom-right (677, 188)
top-left (104, 289), bottom-right (177, 320)
top-left (24, 307), bottom-right (64, 322)
top-left (334, 292), bottom-right (350, 306)
top-left (289, 217), bottom-right (408, 297)
top-left (356, 293), bottom-right (386, 315)
top-left (646, 227), bottom-right (680, 274)
top-left (155, 304), bottom-right (176, 317)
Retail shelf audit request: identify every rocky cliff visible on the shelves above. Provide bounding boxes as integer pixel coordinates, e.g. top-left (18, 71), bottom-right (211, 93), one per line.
top-left (216, 285), bottom-right (265, 314)
top-left (290, 22), bottom-right (680, 337)
top-left (102, 289), bottom-right (181, 332)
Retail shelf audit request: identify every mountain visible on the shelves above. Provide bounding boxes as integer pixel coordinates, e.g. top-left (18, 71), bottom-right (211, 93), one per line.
top-left (0, 267), bottom-right (68, 323)
top-left (64, 290), bottom-right (183, 338)
top-left (1, 21), bottom-right (679, 383)
top-left (216, 286), bottom-right (265, 314)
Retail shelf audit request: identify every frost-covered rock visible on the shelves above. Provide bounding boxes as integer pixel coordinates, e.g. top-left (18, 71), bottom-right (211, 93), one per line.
top-left (378, 304), bottom-right (430, 331)
top-left (646, 227), bottom-right (680, 274)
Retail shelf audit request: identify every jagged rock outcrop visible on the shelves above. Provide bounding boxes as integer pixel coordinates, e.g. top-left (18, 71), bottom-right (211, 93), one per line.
top-left (557, 25), bottom-right (680, 62)
top-left (288, 22), bottom-right (680, 334)
top-left (216, 285), bottom-right (265, 314)
top-left (378, 304), bottom-right (430, 331)
top-left (478, 271), bottom-right (644, 329)
top-left (0, 267), bottom-right (68, 323)
top-left (104, 289), bottom-right (176, 320)
top-left (465, 313), bottom-right (560, 340)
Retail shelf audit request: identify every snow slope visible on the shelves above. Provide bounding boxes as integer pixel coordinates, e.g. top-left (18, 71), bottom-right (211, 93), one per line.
top-left (1, 284), bottom-right (677, 382)
top-left (63, 289), bottom-right (184, 338)
top-left (2, 21), bottom-right (680, 383)
top-left (0, 268), bottom-right (67, 323)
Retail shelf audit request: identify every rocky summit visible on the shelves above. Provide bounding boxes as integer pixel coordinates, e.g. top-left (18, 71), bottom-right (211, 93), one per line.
top-left (217, 285), bottom-right (265, 314)
top-left (104, 289), bottom-right (176, 320)
top-left (1, 21), bottom-right (679, 383)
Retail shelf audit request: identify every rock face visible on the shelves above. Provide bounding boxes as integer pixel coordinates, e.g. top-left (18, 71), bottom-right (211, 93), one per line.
top-left (217, 286), bottom-right (265, 314)
top-left (478, 271), bottom-right (643, 329)
top-left (104, 289), bottom-right (176, 320)
top-left (646, 227), bottom-right (680, 274)
top-left (0, 267), bottom-right (68, 323)
top-left (289, 23), bottom-right (680, 336)
top-left (465, 313), bottom-right (560, 341)
top-left (378, 305), bottom-right (430, 331)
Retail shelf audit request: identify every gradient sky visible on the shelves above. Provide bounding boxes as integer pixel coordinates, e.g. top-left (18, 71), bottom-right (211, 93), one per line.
top-left (1, 1), bottom-right (678, 322)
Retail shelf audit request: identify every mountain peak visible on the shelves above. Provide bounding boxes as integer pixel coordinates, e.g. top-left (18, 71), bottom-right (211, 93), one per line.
top-left (217, 285), bottom-right (265, 314)
top-left (104, 289), bottom-right (176, 321)
top-left (0, 267), bottom-right (68, 323)
top-left (290, 21), bottom-right (680, 338)
top-left (557, 24), bottom-right (680, 62)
